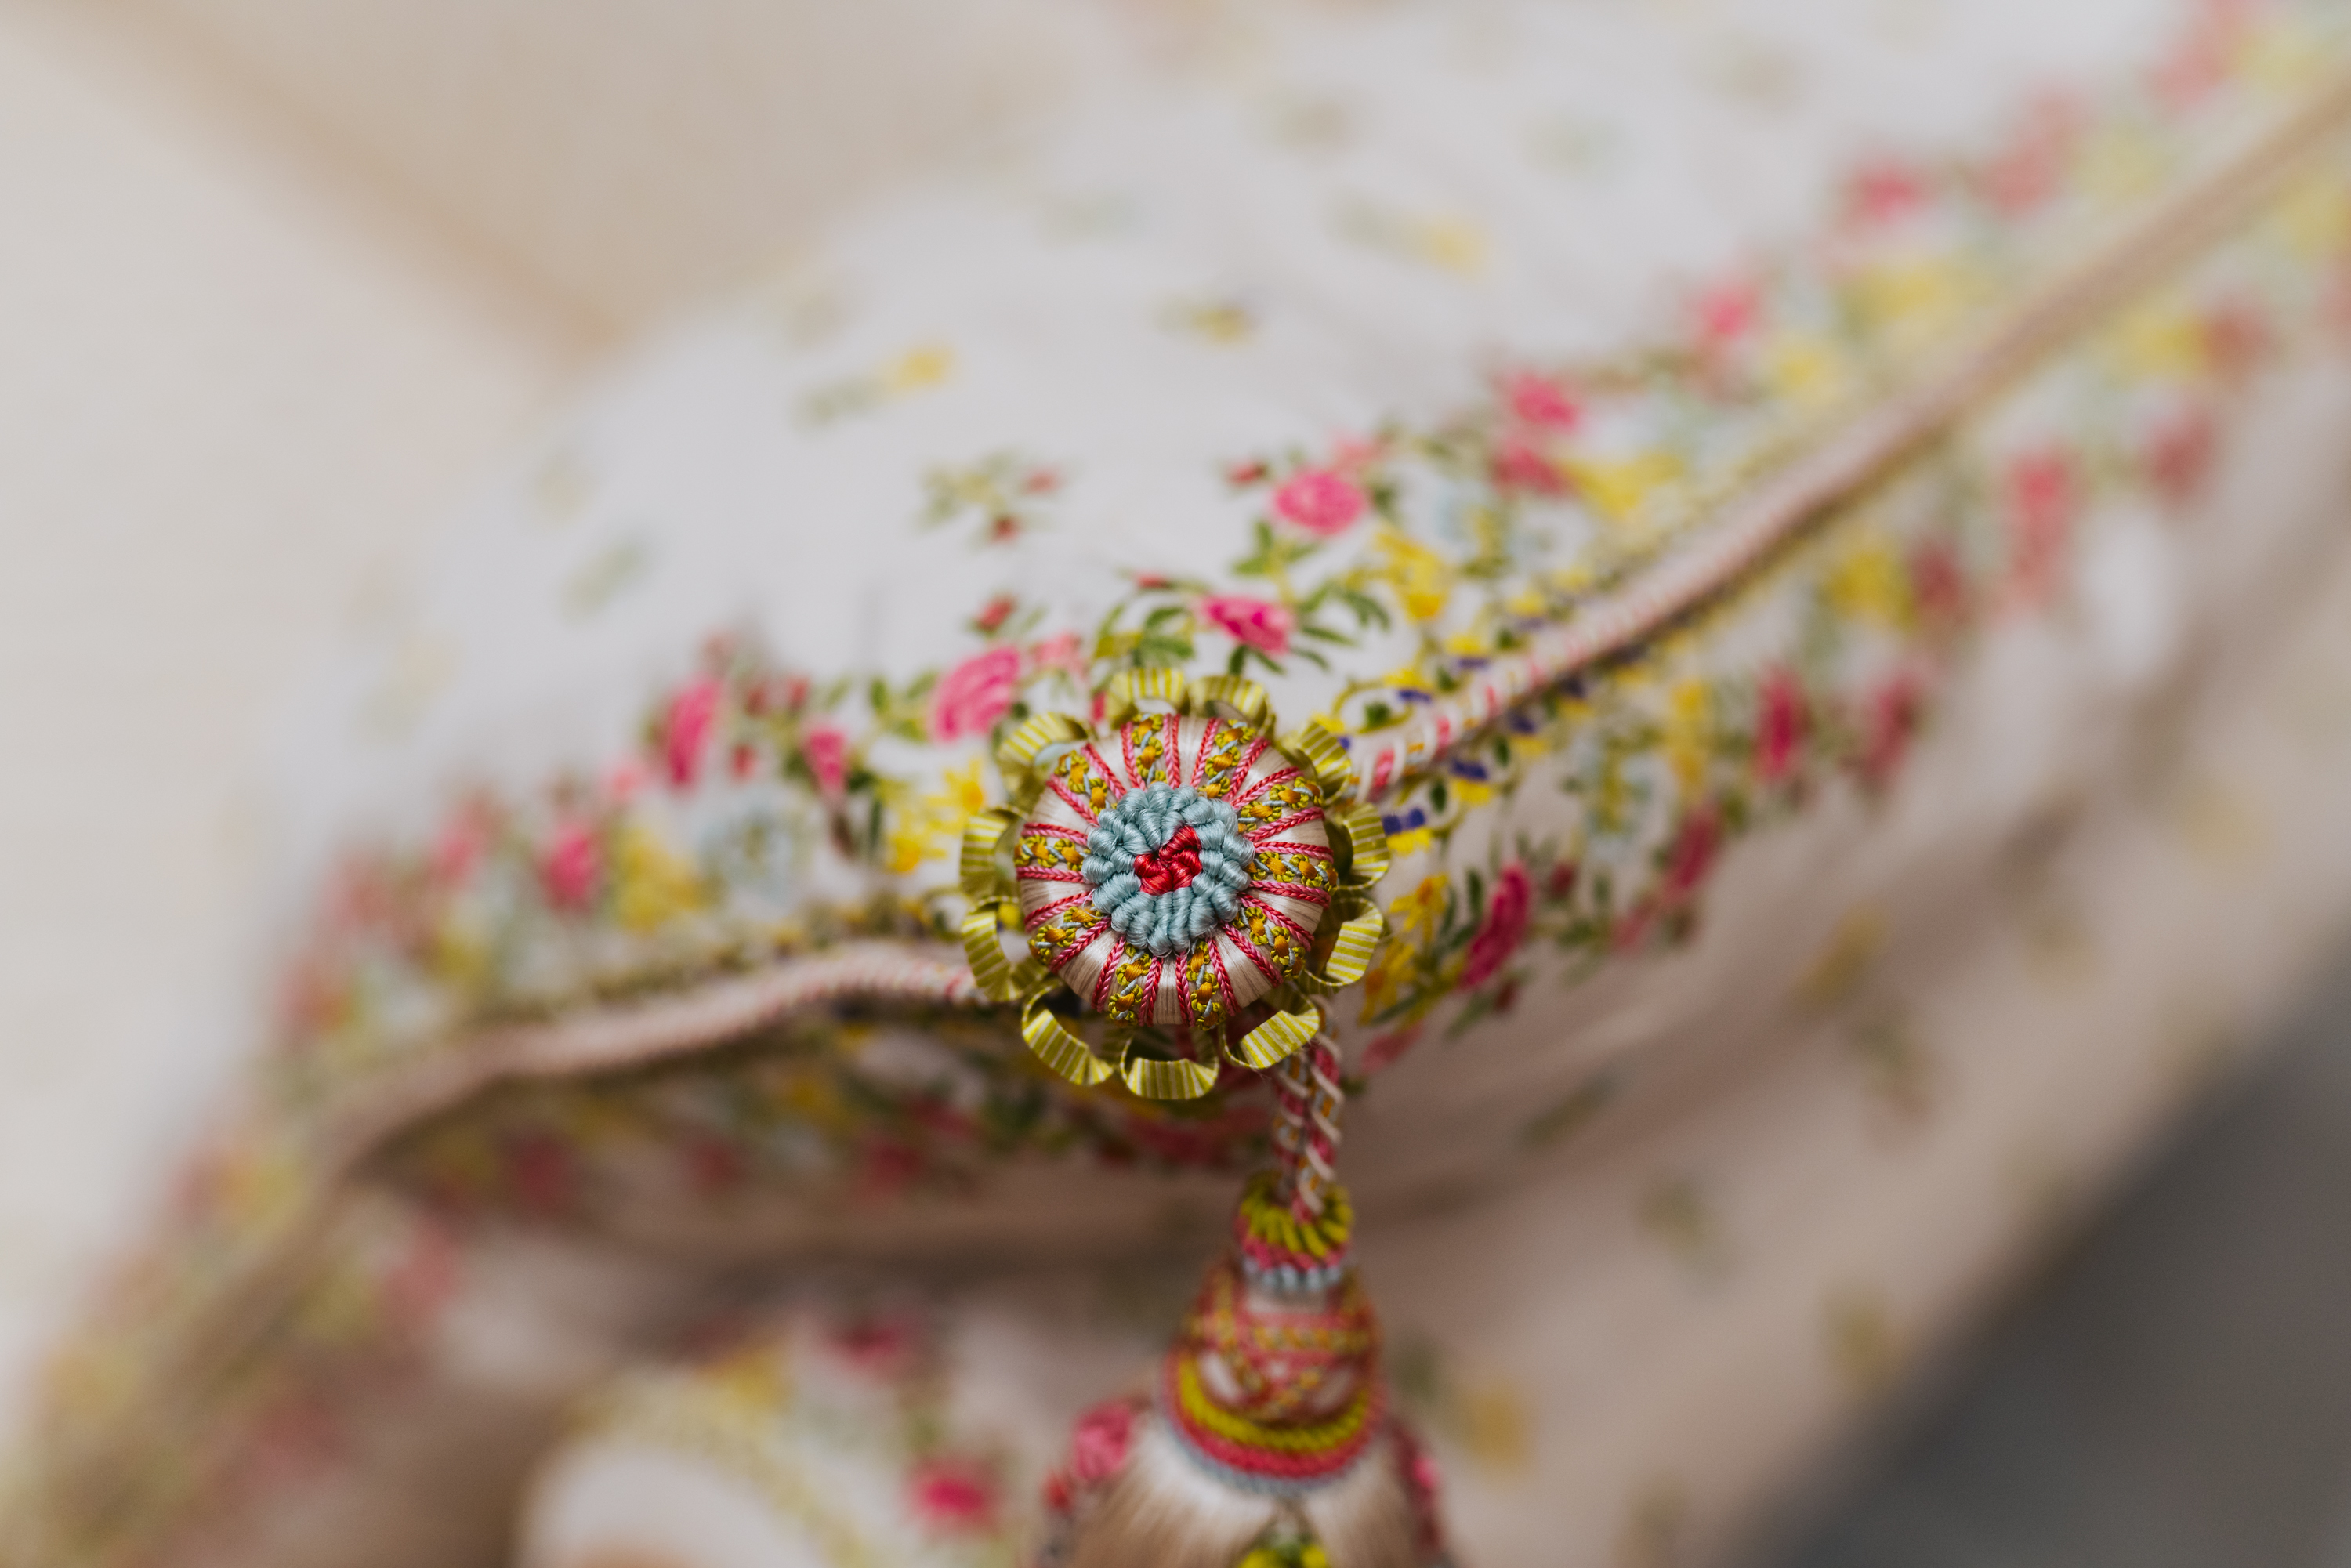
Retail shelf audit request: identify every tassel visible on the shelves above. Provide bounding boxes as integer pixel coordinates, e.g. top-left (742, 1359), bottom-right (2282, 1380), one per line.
top-left (1035, 1039), bottom-right (1451, 1568)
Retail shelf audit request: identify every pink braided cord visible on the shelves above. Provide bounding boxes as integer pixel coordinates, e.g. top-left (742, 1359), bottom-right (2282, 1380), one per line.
top-left (1270, 1036), bottom-right (1343, 1222)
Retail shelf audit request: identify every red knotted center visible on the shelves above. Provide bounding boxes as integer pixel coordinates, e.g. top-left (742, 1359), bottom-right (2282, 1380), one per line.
top-left (1133, 824), bottom-right (1204, 896)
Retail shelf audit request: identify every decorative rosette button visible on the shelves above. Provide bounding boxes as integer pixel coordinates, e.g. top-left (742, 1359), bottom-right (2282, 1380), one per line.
top-left (958, 673), bottom-right (1390, 1099)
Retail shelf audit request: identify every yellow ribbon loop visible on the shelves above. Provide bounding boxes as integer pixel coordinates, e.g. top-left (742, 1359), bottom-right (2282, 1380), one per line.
top-left (1227, 1002), bottom-right (1324, 1071)
top-left (1121, 1051), bottom-right (1222, 1102)
top-left (1280, 719), bottom-right (1355, 803)
top-left (957, 806), bottom-right (1022, 902)
top-left (1098, 668), bottom-right (1191, 732)
top-left (1328, 803), bottom-right (1392, 889)
top-left (1297, 894), bottom-right (1385, 994)
top-left (994, 713), bottom-right (1089, 790)
top-left (1190, 675), bottom-right (1274, 733)
top-left (961, 901), bottom-right (1022, 1002)
top-left (1021, 993), bottom-right (1118, 1088)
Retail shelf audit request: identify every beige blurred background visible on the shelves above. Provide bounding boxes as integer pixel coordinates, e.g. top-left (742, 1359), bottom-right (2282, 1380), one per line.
top-left (0, 0), bottom-right (1150, 1421)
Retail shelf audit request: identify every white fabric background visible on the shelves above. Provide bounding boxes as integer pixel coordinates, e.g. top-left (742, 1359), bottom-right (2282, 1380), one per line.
top-left (0, 0), bottom-right (1120, 1425)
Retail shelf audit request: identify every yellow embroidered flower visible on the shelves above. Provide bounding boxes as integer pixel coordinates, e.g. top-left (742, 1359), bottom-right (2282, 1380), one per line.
top-left (1357, 942), bottom-right (1419, 1023)
top-left (1545, 561), bottom-right (1599, 597)
top-left (1663, 679), bottom-right (1712, 791)
top-left (548, 1092), bottom-right (636, 1146)
top-left (295, 1254), bottom-right (386, 1342)
top-left (1567, 451), bottom-right (1682, 531)
top-left (1373, 526), bottom-right (1453, 623)
top-left (2269, 172), bottom-right (2351, 263)
top-left (707, 1346), bottom-right (795, 1413)
top-left (1451, 1380), bottom-right (1534, 1473)
top-left (941, 759), bottom-right (988, 817)
top-left (2082, 123), bottom-right (2168, 204)
top-left (1822, 536), bottom-right (1913, 628)
top-left (612, 820), bottom-right (707, 931)
top-left (1765, 331), bottom-right (1849, 412)
top-left (426, 916), bottom-right (491, 989)
top-left (2106, 300), bottom-right (2206, 382)
top-left (1339, 200), bottom-right (1487, 276)
top-left (882, 342), bottom-right (956, 393)
top-left (767, 1063), bottom-right (853, 1132)
top-left (217, 1141), bottom-right (306, 1226)
top-left (1387, 827), bottom-right (1435, 857)
top-left (1389, 873), bottom-right (1450, 940)
top-left (885, 820), bottom-right (931, 875)
top-left (1853, 258), bottom-right (1975, 345)
top-left (2244, 19), bottom-right (2327, 91)
top-left (884, 759), bottom-right (990, 874)
top-left (1409, 215), bottom-right (1488, 275)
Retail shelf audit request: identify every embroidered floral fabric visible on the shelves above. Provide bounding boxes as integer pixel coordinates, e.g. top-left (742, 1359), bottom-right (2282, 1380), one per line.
top-left (266, 0), bottom-right (2323, 1120)
top-left (251, 0), bottom-right (2349, 1180)
top-left (524, 1291), bottom-right (1161, 1568)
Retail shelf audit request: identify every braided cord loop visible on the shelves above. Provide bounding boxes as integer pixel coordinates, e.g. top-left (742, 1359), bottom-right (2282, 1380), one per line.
top-left (1271, 1035), bottom-right (1346, 1222)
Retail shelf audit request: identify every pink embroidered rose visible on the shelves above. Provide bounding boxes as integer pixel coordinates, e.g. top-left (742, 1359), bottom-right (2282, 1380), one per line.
top-left (380, 1229), bottom-right (459, 1321)
top-left (430, 812), bottom-right (487, 888)
top-left (907, 1458), bottom-right (998, 1535)
top-left (1754, 668), bottom-right (1806, 783)
top-left (1045, 1398), bottom-right (1139, 1511)
top-left (1846, 159), bottom-right (1928, 228)
top-left (828, 1314), bottom-right (922, 1379)
top-left (1200, 594), bottom-right (1294, 656)
top-left (1490, 433), bottom-right (1565, 495)
top-left (859, 1138), bottom-right (925, 1197)
top-left (2203, 302), bottom-right (2271, 382)
top-left (1503, 372), bottom-right (1580, 431)
top-left (1859, 672), bottom-right (1925, 787)
top-left (685, 1138), bottom-right (746, 1197)
top-left (1610, 900), bottom-right (1656, 954)
top-left (1272, 469), bottom-right (1367, 537)
top-left (663, 677), bottom-right (723, 787)
top-left (1067, 1400), bottom-right (1136, 1485)
top-left (508, 1132), bottom-right (576, 1214)
top-left (540, 821), bottom-right (601, 911)
top-left (1457, 863), bottom-right (1532, 990)
top-left (2005, 447), bottom-right (2077, 605)
top-left (1027, 630), bottom-right (1085, 678)
top-left (930, 646), bottom-right (1022, 741)
top-left (1393, 1422), bottom-right (1449, 1562)
top-left (1910, 539), bottom-right (1969, 629)
top-left (2148, 407), bottom-right (2218, 505)
top-left (972, 594), bottom-right (1016, 635)
top-left (1361, 1024), bottom-right (1425, 1076)
top-left (1664, 809), bottom-right (1722, 898)
top-left (605, 759), bottom-right (647, 802)
top-left (1694, 280), bottom-right (1761, 346)
top-left (801, 722), bottom-right (849, 798)
top-left (1983, 99), bottom-right (2080, 216)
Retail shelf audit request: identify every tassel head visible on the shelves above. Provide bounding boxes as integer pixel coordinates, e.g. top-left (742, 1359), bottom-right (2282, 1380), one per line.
top-left (1034, 1175), bottom-right (1447, 1568)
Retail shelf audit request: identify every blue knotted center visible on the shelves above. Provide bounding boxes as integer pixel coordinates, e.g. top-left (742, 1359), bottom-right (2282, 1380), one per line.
top-left (1081, 783), bottom-right (1253, 958)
